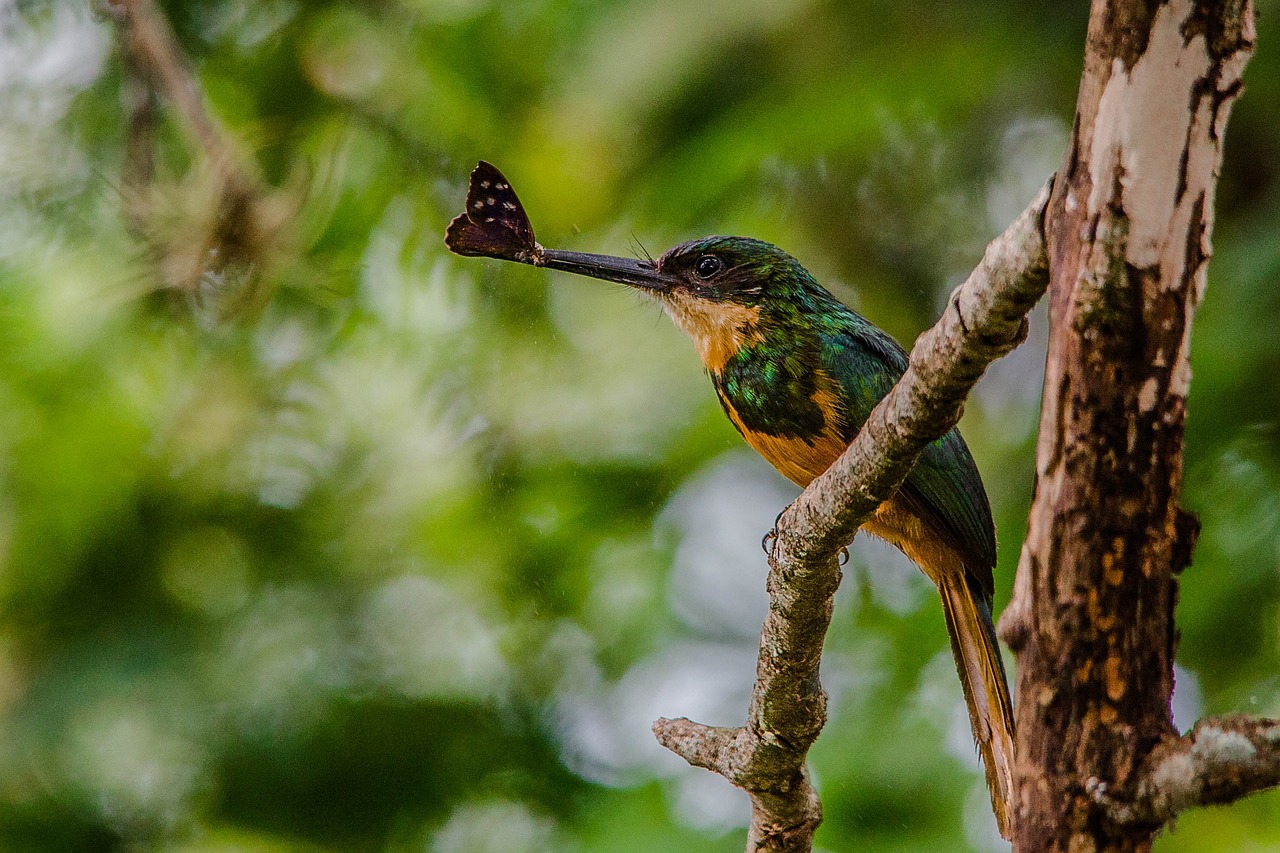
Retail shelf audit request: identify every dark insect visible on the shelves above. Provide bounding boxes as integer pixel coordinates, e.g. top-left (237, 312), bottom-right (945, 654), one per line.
top-left (444, 162), bottom-right (669, 289)
top-left (444, 161), bottom-right (540, 263)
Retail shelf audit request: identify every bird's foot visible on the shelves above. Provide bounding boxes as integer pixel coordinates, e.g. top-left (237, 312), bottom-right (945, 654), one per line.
top-left (760, 529), bottom-right (775, 555)
top-left (760, 508), bottom-right (787, 558)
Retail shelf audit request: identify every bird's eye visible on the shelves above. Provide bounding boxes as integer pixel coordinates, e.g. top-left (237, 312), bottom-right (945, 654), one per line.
top-left (693, 255), bottom-right (724, 279)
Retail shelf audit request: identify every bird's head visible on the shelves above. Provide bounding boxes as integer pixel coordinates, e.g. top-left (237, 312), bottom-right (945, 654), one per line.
top-left (643, 236), bottom-right (815, 367)
top-left (444, 163), bottom-right (827, 369)
top-left (528, 236), bottom-right (822, 368)
top-left (654, 235), bottom-right (807, 306)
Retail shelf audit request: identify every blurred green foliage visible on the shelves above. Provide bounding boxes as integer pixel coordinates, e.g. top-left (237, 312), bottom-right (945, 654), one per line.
top-left (0, 1), bottom-right (1278, 850)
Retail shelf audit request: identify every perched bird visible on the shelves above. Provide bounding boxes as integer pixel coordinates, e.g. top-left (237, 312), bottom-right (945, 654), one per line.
top-left (446, 161), bottom-right (1014, 835)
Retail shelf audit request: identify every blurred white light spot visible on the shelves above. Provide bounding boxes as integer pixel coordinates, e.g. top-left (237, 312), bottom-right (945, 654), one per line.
top-left (913, 650), bottom-right (985, 773)
top-left (0, 1), bottom-right (107, 197)
top-left (361, 199), bottom-right (473, 337)
top-left (254, 317), bottom-right (313, 372)
top-left (203, 0), bottom-right (299, 50)
top-left (963, 778), bottom-right (1011, 852)
top-left (431, 799), bottom-right (566, 853)
top-left (215, 585), bottom-right (350, 734)
top-left (671, 767), bottom-right (751, 832)
top-left (972, 300), bottom-right (1048, 447)
top-left (360, 575), bottom-right (508, 702)
top-left (661, 451), bottom-right (796, 638)
top-left (499, 271), bottom-right (705, 464)
top-left (985, 115), bottom-right (1068, 230)
top-left (1172, 663), bottom-right (1203, 733)
top-left (850, 532), bottom-right (931, 617)
top-left (247, 378), bottom-right (340, 509)
top-left (971, 116), bottom-right (1066, 448)
top-left (530, 619), bottom-right (603, 701)
top-left (318, 348), bottom-right (479, 525)
top-left (62, 699), bottom-right (205, 833)
top-left (553, 641), bottom-right (755, 786)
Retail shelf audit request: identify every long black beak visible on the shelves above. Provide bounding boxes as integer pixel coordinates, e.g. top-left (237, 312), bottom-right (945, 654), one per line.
top-left (444, 161), bottom-right (676, 293)
top-left (538, 249), bottom-right (673, 292)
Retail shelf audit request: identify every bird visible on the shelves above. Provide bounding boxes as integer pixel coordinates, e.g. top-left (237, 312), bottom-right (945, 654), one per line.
top-left (445, 161), bottom-right (1014, 836)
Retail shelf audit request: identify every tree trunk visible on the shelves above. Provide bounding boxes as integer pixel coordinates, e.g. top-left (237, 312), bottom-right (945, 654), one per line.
top-left (1000, 1), bottom-right (1256, 851)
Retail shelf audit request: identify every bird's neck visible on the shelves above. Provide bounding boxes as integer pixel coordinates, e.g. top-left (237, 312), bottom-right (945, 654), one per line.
top-left (659, 290), bottom-right (764, 372)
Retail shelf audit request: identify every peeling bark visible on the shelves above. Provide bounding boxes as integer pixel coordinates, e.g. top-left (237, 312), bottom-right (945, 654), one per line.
top-left (1093, 715), bottom-right (1280, 827)
top-left (998, 2), bottom-right (1258, 851)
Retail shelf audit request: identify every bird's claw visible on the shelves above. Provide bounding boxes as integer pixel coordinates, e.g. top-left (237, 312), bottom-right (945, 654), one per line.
top-left (761, 508), bottom-right (787, 557)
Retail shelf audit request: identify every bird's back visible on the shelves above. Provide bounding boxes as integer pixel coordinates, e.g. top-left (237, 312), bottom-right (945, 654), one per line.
top-left (819, 313), bottom-right (998, 590)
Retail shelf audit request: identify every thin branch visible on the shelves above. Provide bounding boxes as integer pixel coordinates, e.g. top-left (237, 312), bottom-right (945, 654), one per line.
top-left (104, 0), bottom-right (257, 186)
top-left (653, 176), bottom-right (1054, 852)
top-left (102, 0), bottom-right (289, 315)
top-left (1090, 714), bottom-right (1280, 828)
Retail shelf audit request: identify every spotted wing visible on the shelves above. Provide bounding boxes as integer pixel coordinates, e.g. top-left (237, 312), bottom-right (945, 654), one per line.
top-left (444, 161), bottom-right (538, 262)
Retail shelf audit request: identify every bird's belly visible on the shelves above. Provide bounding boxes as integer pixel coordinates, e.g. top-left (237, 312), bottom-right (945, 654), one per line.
top-left (740, 429), bottom-right (847, 487)
top-left (862, 497), bottom-right (961, 587)
top-left (724, 391), bottom-right (965, 586)
top-left (721, 400), bottom-right (850, 488)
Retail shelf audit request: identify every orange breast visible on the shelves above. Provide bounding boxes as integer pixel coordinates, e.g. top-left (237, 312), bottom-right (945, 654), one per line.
top-left (719, 381), bottom-right (966, 584)
top-left (737, 426), bottom-right (848, 487)
top-left (719, 383), bottom-right (850, 488)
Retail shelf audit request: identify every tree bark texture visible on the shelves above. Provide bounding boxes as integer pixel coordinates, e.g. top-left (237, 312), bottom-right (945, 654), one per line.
top-left (999, 2), bottom-right (1256, 851)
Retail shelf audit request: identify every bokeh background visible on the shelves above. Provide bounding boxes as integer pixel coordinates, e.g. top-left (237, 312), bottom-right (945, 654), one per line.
top-left (1, 1), bottom-right (1278, 850)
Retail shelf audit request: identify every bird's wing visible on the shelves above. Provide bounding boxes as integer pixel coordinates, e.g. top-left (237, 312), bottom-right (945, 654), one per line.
top-left (822, 322), bottom-right (997, 591)
top-left (899, 433), bottom-right (998, 593)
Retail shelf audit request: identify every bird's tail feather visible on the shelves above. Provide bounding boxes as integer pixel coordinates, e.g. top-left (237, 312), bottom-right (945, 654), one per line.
top-left (938, 571), bottom-right (1015, 839)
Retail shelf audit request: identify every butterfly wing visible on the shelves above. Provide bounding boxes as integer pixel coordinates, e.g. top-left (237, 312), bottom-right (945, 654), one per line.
top-left (444, 161), bottom-right (539, 263)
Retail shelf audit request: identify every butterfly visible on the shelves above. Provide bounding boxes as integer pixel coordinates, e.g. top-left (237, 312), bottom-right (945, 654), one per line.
top-left (444, 161), bottom-right (542, 264)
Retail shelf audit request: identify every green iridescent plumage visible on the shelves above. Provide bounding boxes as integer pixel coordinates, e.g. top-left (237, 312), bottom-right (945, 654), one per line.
top-left (666, 236), bottom-right (997, 586)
